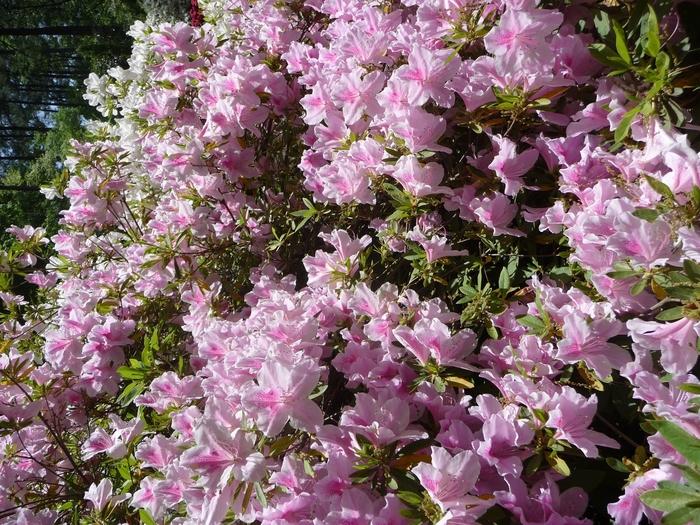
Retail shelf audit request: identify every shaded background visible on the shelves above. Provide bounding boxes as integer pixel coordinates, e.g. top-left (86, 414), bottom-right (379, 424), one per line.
top-left (0, 0), bottom-right (189, 244)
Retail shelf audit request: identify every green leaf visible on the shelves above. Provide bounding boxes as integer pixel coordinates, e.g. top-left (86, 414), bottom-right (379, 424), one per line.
top-left (383, 182), bottom-right (410, 205)
top-left (397, 490), bottom-right (424, 507)
top-left (290, 209), bottom-right (314, 218)
top-left (674, 464), bottom-right (700, 491)
top-left (524, 453), bottom-right (543, 475)
top-left (115, 460), bottom-right (131, 481)
top-left (387, 208), bottom-right (411, 221)
top-left (498, 267), bottom-right (511, 290)
top-left (680, 384), bottom-right (700, 395)
top-left (645, 5), bottom-right (661, 57)
top-left (633, 208), bottom-right (661, 222)
top-left (611, 19), bottom-right (631, 64)
top-left (653, 420), bottom-right (700, 466)
top-left (666, 286), bottom-right (698, 301)
top-left (656, 306), bottom-right (686, 321)
top-left (445, 375), bottom-right (474, 389)
top-left (486, 324), bottom-right (499, 339)
top-left (615, 106), bottom-right (641, 143)
top-left (656, 51), bottom-right (671, 77)
top-left (606, 457), bottom-right (630, 473)
top-left (432, 375), bottom-right (446, 393)
top-left (516, 314), bottom-right (546, 334)
top-left (116, 381), bottom-right (145, 407)
top-left (640, 488), bottom-right (700, 512)
top-left (139, 509), bottom-right (157, 525)
top-left (607, 269), bottom-right (641, 279)
top-left (685, 260), bottom-right (700, 283)
top-left (534, 291), bottom-right (550, 325)
top-left (309, 384), bottom-right (328, 400)
top-left (532, 408), bottom-right (548, 423)
top-left (400, 507), bottom-right (424, 519)
top-left (588, 43), bottom-right (630, 70)
top-left (691, 186), bottom-right (700, 208)
top-left (117, 366), bottom-right (146, 380)
top-left (397, 438), bottom-right (434, 458)
top-left (303, 459), bottom-right (315, 477)
top-left (546, 452), bottom-right (571, 477)
top-left (254, 482), bottom-right (267, 507)
top-left (661, 505), bottom-right (700, 525)
top-left (593, 9), bottom-right (611, 39)
top-left (630, 279), bottom-right (648, 296)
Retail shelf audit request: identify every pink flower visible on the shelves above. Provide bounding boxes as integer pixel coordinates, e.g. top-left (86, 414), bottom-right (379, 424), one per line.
top-left (484, 6), bottom-right (563, 60)
top-left (627, 317), bottom-right (700, 374)
top-left (390, 108), bottom-right (449, 153)
top-left (324, 489), bottom-right (377, 524)
top-left (82, 427), bottom-right (127, 460)
top-left (471, 193), bottom-right (524, 237)
top-left (397, 45), bottom-right (460, 107)
top-left (84, 479), bottom-right (128, 513)
top-left (546, 387), bottom-right (619, 457)
top-left (391, 155), bottom-right (451, 197)
top-left (322, 162), bottom-right (376, 205)
top-left (556, 313), bottom-right (629, 378)
top-left (331, 70), bottom-right (385, 125)
top-left (607, 468), bottom-right (669, 525)
top-left (135, 435), bottom-right (180, 469)
top-left (303, 230), bottom-right (372, 288)
top-left (300, 85), bottom-right (333, 125)
top-left (476, 413), bottom-right (534, 477)
top-left (488, 135), bottom-right (539, 196)
top-left (242, 358), bottom-right (323, 436)
top-left (131, 477), bottom-right (163, 519)
top-left (662, 150), bottom-right (700, 194)
top-left (496, 474), bottom-right (589, 525)
top-left (135, 372), bottom-right (203, 413)
top-left (418, 234), bottom-right (469, 264)
top-left (180, 427), bottom-right (265, 487)
top-left (340, 392), bottom-right (426, 447)
top-left (393, 318), bottom-right (476, 369)
top-left (606, 214), bottom-right (674, 268)
top-left (412, 447), bottom-right (484, 513)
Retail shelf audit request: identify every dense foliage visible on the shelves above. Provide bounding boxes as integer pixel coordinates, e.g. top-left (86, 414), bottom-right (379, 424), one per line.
top-left (1, 0), bottom-right (700, 523)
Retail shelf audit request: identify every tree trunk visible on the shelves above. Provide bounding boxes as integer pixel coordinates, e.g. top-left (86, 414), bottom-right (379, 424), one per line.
top-left (0, 126), bottom-right (47, 132)
top-left (4, 0), bottom-right (71, 11)
top-left (4, 99), bottom-right (82, 108)
top-left (0, 132), bottom-right (35, 138)
top-left (0, 25), bottom-right (119, 37)
top-left (0, 184), bottom-right (41, 191)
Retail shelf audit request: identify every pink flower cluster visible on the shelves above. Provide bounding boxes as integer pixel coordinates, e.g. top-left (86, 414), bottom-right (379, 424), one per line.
top-left (0, 0), bottom-right (699, 524)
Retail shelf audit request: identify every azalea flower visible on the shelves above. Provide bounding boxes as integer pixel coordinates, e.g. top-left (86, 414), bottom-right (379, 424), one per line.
top-left (412, 447), bottom-right (485, 513)
top-left (242, 358), bottom-right (323, 436)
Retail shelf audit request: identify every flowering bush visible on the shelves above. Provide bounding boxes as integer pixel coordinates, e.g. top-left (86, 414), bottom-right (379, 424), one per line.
top-left (1, 0), bottom-right (700, 523)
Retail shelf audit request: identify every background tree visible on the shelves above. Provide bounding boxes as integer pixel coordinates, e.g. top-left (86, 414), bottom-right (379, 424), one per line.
top-left (0, 0), bottom-right (189, 243)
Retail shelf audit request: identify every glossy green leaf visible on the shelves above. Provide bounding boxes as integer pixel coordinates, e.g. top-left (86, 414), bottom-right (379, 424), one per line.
top-left (656, 306), bottom-right (686, 321)
top-left (546, 452), bottom-right (571, 477)
top-left (611, 19), bottom-right (631, 64)
top-left (630, 279), bottom-right (648, 296)
top-left (633, 208), bottom-right (661, 222)
top-left (653, 420), bottom-right (700, 466)
top-left (685, 260), bottom-right (700, 283)
top-left (644, 5), bottom-right (661, 57)
top-left (498, 266), bottom-right (511, 290)
top-left (640, 488), bottom-right (700, 512)
top-left (661, 505), bottom-right (700, 525)
top-left (615, 106), bottom-right (641, 143)
top-left (516, 314), bottom-right (546, 334)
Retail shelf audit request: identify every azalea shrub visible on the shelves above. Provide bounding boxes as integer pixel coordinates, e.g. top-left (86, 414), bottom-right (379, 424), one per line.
top-left (1, 0), bottom-right (700, 523)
